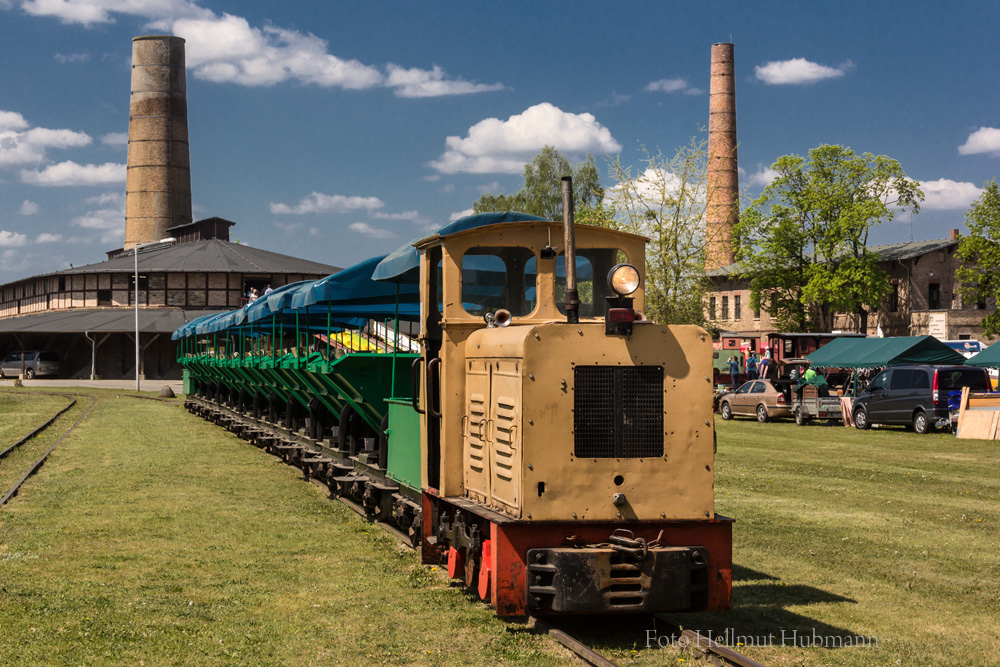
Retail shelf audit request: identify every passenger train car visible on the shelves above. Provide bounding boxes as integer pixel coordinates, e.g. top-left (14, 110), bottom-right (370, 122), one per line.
top-left (175, 208), bottom-right (733, 617)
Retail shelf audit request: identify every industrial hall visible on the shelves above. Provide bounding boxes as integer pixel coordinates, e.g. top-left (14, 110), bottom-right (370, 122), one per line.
top-left (0, 36), bottom-right (339, 380)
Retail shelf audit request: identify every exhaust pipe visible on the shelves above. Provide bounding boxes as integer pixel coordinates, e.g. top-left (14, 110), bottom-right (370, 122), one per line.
top-left (561, 176), bottom-right (579, 324)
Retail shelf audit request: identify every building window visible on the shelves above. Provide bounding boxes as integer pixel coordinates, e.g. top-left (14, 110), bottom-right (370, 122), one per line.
top-left (734, 295), bottom-right (741, 320)
top-left (889, 284), bottom-right (899, 313)
top-left (753, 304), bottom-right (761, 319)
top-left (928, 283), bottom-right (941, 310)
top-left (97, 290), bottom-right (112, 307)
top-left (58, 276), bottom-right (66, 292)
top-left (708, 297), bottom-right (717, 320)
top-left (977, 296), bottom-right (987, 310)
top-left (722, 296), bottom-right (729, 320)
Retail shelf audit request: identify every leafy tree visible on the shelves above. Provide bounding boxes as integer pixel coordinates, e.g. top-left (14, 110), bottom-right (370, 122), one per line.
top-left (473, 147), bottom-right (605, 220)
top-left (956, 180), bottom-right (1000, 338)
top-left (736, 145), bottom-right (922, 332)
top-left (606, 138), bottom-right (708, 325)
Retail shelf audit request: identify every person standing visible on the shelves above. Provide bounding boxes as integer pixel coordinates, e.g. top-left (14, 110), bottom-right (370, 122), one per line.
top-left (758, 350), bottom-right (770, 380)
top-left (728, 355), bottom-right (740, 390)
top-left (746, 352), bottom-right (758, 380)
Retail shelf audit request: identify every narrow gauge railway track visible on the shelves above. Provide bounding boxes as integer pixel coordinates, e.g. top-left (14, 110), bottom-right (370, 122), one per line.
top-left (0, 390), bottom-right (98, 508)
top-left (0, 392), bottom-right (76, 461)
top-left (654, 615), bottom-right (769, 667)
top-left (187, 395), bottom-right (628, 667)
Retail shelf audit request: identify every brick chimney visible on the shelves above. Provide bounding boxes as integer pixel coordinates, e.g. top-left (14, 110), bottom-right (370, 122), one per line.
top-left (706, 42), bottom-right (738, 271)
top-left (950, 228), bottom-right (960, 240)
top-left (124, 36), bottom-right (192, 250)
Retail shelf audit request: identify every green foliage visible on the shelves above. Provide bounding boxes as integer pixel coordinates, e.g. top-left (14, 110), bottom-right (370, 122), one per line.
top-left (607, 138), bottom-right (708, 325)
top-left (736, 145), bottom-right (922, 332)
top-left (957, 180), bottom-right (1000, 338)
top-left (472, 147), bottom-right (605, 221)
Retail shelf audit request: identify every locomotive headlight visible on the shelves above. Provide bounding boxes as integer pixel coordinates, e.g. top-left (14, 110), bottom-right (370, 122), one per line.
top-left (607, 264), bottom-right (640, 296)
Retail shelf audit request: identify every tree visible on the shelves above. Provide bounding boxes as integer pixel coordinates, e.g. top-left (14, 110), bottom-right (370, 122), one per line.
top-left (606, 138), bottom-right (708, 325)
top-left (473, 147), bottom-right (605, 220)
top-left (735, 145), bottom-right (923, 332)
top-left (956, 180), bottom-right (1000, 338)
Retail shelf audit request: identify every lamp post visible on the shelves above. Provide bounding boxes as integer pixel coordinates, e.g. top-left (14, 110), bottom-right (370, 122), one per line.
top-left (134, 237), bottom-right (176, 391)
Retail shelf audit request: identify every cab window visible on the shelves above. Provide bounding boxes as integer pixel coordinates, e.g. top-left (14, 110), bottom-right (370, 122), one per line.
top-left (556, 248), bottom-right (628, 318)
top-left (460, 247), bottom-right (536, 317)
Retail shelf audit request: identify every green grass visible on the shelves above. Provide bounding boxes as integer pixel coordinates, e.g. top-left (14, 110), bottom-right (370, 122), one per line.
top-left (0, 389), bottom-right (567, 666)
top-left (3, 389), bottom-right (998, 666)
top-left (597, 417), bottom-right (1000, 667)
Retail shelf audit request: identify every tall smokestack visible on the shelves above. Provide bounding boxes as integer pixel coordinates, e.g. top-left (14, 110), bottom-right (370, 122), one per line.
top-left (124, 35), bottom-right (192, 250)
top-left (706, 42), bottom-right (738, 271)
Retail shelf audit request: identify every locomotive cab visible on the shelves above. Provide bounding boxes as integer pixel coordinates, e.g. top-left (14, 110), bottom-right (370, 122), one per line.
top-left (414, 216), bottom-right (732, 616)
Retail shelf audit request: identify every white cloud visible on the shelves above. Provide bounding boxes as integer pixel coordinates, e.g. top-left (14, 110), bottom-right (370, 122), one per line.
top-left (918, 178), bottom-right (983, 210)
top-left (348, 222), bottom-right (395, 239)
top-left (0, 119), bottom-right (92, 166)
top-left (595, 91), bottom-right (631, 107)
top-left (450, 208), bottom-right (474, 221)
top-left (748, 164), bottom-right (780, 187)
top-left (85, 191), bottom-right (124, 206)
top-left (270, 192), bottom-right (384, 215)
top-left (371, 210), bottom-right (419, 221)
top-left (429, 102), bottom-right (622, 174)
top-left (14, 3), bottom-right (503, 97)
top-left (385, 64), bottom-right (503, 98)
top-left (35, 232), bottom-right (63, 243)
top-left (646, 78), bottom-right (688, 93)
top-left (754, 58), bottom-right (851, 85)
top-left (21, 0), bottom-right (212, 27)
top-left (958, 127), bottom-right (1000, 157)
top-left (101, 132), bottom-right (128, 146)
top-left (477, 181), bottom-right (503, 193)
top-left (0, 230), bottom-right (29, 247)
top-left (72, 192), bottom-right (125, 244)
top-left (21, 161), bottom-right (125, 186)
top-left (19, 200), bottom-right (39, 215)
top-left (171, 14), bottom-right (384, 89)
top-left (54, 52), bottom-right (90, 63)
top-left (0, 111), bottom-right (29, 132)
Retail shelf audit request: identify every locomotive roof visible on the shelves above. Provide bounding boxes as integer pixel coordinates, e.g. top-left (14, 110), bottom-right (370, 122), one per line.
top-left (371, 211), bottom-right (646, 283)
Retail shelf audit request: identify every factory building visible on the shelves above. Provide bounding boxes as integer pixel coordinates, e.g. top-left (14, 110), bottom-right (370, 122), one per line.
top-left (0, 36), bottom-right (340, 379)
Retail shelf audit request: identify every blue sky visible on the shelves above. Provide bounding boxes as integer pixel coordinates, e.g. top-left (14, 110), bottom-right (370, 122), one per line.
top-left (1, 0), bottom-right (999, 281)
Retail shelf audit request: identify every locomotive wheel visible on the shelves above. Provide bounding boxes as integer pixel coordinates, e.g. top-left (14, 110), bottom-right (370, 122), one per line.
top-left (447, 546), bottom-right (465, 579)
top-left (477, 539), bottom-right (492, 601)
top-left (464, 550), bottom-right (478, 588)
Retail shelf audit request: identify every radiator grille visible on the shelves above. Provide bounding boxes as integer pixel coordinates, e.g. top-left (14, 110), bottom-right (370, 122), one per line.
top-left (574, 366), bottom-right (663, 458)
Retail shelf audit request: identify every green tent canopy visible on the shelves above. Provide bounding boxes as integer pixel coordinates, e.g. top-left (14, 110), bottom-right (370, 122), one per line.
top-left (966, 344), bottom-right (1000, 368)
top-left (805, 335), bottom-right (967, 368)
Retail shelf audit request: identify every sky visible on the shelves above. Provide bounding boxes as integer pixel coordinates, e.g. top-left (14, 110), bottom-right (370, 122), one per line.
top-left (1, 0), bottom-right (999, 283)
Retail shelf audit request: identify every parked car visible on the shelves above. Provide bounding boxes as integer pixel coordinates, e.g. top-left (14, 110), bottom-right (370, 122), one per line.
top-left (719, 379), bottom-right (792, 422)
top-left (851, 365), bottom-right (991, 434)
top-left (0, 351), bottom-right (62, 379)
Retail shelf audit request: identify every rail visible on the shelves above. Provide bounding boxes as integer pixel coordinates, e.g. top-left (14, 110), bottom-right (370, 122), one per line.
top-left (0, 391), bottom-right (98, 508)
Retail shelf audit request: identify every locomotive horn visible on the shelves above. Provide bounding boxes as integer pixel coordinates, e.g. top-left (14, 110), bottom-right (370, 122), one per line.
top-left (561, 176), bottom-right (579, 324)
top-left (494, 309), bottom-right (512, 327)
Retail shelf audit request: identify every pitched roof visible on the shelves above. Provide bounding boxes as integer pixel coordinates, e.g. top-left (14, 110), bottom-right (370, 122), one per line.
top-left (51, 239), bottom-right (341, 276)
top-left (0, 308), bottom-right (219, 334)
top-left (707, 237), bottom-right (958, 277)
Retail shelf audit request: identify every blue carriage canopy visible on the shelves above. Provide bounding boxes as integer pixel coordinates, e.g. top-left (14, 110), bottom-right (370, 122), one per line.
top-left (371, 211), bottom-right (548, 283)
